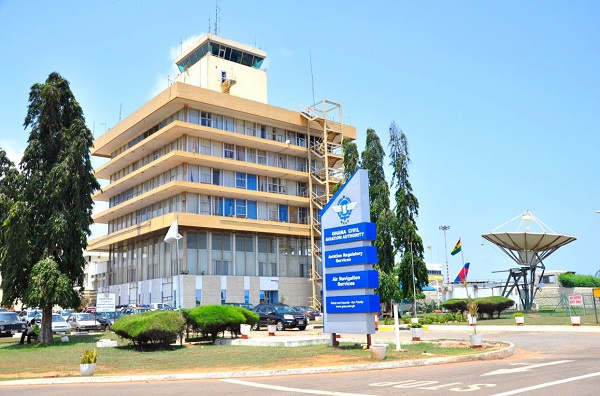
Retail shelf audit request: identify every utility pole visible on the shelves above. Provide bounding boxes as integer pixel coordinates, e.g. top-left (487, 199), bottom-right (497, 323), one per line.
top-left (439, 225), bottom-right (450, 284)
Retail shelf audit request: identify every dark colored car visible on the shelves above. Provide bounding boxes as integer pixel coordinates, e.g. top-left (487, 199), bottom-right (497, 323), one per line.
top-left (95, 311), bottom-right (124, 331)
top-left (252, 303), bottom-right (307, 331)
top-left (0, 312), bottom-right (26, 337)
top-left (292, 306), bottom-right (320, 321)
top-left (223, 302), bottom-right (255, 310)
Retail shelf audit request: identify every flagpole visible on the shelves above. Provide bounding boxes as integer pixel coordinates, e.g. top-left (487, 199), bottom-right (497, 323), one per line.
top-left (177, 215), bottom-right (181, 309)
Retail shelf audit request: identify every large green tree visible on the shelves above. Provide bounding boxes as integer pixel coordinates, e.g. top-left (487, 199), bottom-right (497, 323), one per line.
top-left (0, 72), bottom-right (99, 343)
top-left (388, 122), bottom-right (427, 306)
top-left (360, 128), bottom-right (397, 310)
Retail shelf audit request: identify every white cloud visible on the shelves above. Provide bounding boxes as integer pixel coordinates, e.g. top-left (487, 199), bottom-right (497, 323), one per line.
top-left (150, 34), bottom-right (206, 99)
top-left (0, 139), bottom-right (25, 166)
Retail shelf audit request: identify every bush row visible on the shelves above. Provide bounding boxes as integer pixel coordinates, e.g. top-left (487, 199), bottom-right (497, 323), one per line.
top-left (558, 273), bottom-right (600, 288)
top-left (111, 305), bottom-right (259, 346)
top-left (441, 296), bottom-right (514, 319)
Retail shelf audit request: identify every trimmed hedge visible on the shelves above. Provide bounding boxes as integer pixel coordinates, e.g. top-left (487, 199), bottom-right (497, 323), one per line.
top-left (183, 305), bottom-right (259, 343)
top-left (475, 296), bottom-right (514, 318)
top-left (558, 273), bottom-right (600, 288)
top-left (111, 310), bottom-right (185, 347)
top-left (440, 299), bottom-right (467, 314)
top-left (441, 296), bottom-right (514, 319)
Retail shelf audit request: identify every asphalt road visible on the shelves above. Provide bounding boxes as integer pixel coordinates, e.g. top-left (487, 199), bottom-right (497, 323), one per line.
top-left (2, 330), bottom-right (600, 395)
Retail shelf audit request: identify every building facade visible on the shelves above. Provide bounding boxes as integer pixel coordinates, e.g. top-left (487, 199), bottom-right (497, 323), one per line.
top-left (88, 34), bottom-right (355, 309)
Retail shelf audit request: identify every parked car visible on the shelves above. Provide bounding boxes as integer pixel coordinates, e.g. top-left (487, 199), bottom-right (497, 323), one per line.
top-left (120, 307), bottom-right (151, 316)
top-left (148, 303), bottom-right (173, 311)
top-left (95, 311), bottom-right (123, 331)
top-left (34, 314), bottom-right (72, 334)
top-left (252, 303), bottom-right (307, 331)
top-left (83, 306), bottom-right (96, 314)
top-left (223, 302), bottom-right (255, 310)
top-left (18, 309), bottom-right (42, 323)
top-left (66, 313), bottom-right (101, 332)
top-left (292, 306), bottom-right (320, 321)
top-left (0, 312), bottom-right (26, 337)
top-left (57, 309), bottom-right (75, 319)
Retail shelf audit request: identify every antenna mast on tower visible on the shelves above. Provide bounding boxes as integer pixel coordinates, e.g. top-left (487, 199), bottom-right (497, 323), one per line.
top-left (214, 0), bottom-right (220, 35)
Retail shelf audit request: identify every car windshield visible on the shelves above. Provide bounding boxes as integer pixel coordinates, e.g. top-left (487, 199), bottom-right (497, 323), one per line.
top-left (78, 314), bottom-right (95, 321)
top-left (52, 315), bottom-right (66, 322)
top-left (274, 305), bottom-right (296, 313)
top-left (0, 313), bottom-right (19, 321)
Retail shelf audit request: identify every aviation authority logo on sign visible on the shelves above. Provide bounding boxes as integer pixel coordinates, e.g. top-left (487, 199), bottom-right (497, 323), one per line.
top-left (332, 196), bottom-right (358, 224)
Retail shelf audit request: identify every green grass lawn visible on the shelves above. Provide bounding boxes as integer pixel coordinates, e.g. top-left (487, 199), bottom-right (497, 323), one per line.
top-left (0, 332), bottom-right (491, 381)
top-left (421, 308), bottom-right (600, 326)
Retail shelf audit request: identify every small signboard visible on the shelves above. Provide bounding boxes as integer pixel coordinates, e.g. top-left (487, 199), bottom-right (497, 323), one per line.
top-left (569, 295), bottom-right (583, 306)
top-left (594, 288), bottom-right (600, 298)
top-left (96, 292), bottom-right (116, 313)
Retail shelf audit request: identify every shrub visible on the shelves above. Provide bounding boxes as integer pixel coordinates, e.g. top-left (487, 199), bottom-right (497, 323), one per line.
top-left (111, 310), bottom-right (185, 347)
top-left (440, 299), bottom-right (467, 314)
top-left (409, 322), bottom-right (422, 328)
top-left (474, 296), bottom-right (514, 318)
top-left (514, 312), bottom-right (524, 317)
top-left (184, 305), bottom-right (253, 343)
top-left (559, 273), bottom-right (600, 288)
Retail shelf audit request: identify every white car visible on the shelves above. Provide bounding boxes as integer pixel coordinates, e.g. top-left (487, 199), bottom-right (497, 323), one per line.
top-left (66, 313), bottom-right (101, 332)
top-left (34, 314), bottom-right (72, 334)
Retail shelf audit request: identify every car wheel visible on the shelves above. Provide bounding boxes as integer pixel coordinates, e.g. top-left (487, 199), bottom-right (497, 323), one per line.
top-left (75, 327), bottom-right (80, 332)
top-left (104, 324), bottom-right (110, 331)
top-left (276, 320), bottom-right (284, 331)
top-left (252, 323), bottom-right (259, 331)
top-left (297, 326), bottom-right (307, 331)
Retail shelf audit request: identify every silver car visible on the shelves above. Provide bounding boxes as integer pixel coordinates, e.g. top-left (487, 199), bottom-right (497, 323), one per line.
top-left (66, 313), bottom-right (101, 332)
top-left (34, 314), bottom-right (72, 334)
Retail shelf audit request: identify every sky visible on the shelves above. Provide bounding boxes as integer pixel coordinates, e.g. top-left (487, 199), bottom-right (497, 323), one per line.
top-left (1, 1), bottom-right (599, 282)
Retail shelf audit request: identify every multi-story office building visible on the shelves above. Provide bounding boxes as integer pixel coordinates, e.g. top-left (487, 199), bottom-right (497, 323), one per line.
top-left (88, 34), bottom-right (355, 309)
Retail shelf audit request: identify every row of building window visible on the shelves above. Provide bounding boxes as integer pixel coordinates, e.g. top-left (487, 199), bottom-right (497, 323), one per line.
top-left (109, 161), bottom-right (319, 210)
top-left (110, 107), bottom-right (309, 161)
top-left (106, 233), bottom-right (312, 284)
top-left (108, 192), bottom-right (310, 234)
top-left (109, 134), bottom-right (315, 186)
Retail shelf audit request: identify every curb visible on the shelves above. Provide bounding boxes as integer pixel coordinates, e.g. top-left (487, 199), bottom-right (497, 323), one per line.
top-left (0, 339), bottom-right (514, 387)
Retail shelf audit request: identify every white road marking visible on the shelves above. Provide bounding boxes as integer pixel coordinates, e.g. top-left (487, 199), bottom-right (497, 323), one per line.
top-left (482, 360), bottom-right (574, 376)
top-left (491, 371), bottom-right (600, 396)
top-left (222, 378), bottom-right (374, 395)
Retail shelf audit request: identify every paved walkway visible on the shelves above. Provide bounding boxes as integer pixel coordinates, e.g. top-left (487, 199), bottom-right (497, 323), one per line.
top-left (2, 323), bottom-right (598, 387)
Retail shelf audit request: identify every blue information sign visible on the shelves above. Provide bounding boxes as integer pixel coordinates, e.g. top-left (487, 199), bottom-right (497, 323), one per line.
top-left (325, 270), bottom-right (379, 291)
top-left (324, 246), bottom-right (378, 268)
top-left (326, 294), bottom-right (380, 314)
top-left (323, 222), bottom-right (376, 246)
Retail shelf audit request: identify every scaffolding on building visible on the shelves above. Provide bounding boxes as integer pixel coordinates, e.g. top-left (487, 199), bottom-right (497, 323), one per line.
top-left (300, 100), bottom-right (344, 311)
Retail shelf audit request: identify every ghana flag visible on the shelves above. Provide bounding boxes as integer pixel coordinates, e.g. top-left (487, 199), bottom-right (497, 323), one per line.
top-left (451, 239), bottom-right (461, 256)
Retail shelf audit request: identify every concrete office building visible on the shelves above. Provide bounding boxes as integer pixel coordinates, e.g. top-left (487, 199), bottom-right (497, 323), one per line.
top-left (88, 34), bottom-right (355, 309)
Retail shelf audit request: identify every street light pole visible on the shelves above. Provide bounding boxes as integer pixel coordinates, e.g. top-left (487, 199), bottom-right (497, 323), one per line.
top-left (439, 225), bottom-right (450, 285)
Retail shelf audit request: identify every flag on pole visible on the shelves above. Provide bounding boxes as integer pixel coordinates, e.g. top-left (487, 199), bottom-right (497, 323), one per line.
top-left (453, 262), bottom-right (470, 283)
top-left (164, 219), bottom-right (182, 244)
top-left (450, 239), bottom-right (461, 256)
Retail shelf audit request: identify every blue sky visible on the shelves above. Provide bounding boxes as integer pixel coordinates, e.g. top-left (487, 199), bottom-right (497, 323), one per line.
top-left (1, 1), bottom-right (599, 282)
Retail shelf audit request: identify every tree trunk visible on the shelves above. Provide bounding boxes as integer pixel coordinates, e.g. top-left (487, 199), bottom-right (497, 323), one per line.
top-left (40, 304), bottom-right (53, 344)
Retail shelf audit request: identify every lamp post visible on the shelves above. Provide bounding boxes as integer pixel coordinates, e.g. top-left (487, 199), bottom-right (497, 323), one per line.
top-left (439, 225), bottom-right (450, 284)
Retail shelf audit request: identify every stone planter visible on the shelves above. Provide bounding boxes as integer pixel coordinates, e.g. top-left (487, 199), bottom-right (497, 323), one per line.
top-left (240, 324), bottom-right (251, 339)
top-left (267, 324), bottom-right (277, 336)
top-left (515, 316), bottom-right (525, 326)
top-left (80, 363), bottom-right (96, 376)
top-left (369, 344), bottom-right (387, 360)
top-left (469, 334), bottom-right (483, 349)
top-left (410, 327), bottom-right (423, 341)
top-left (571, 316), bottom-right (581, 326)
